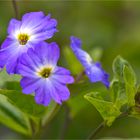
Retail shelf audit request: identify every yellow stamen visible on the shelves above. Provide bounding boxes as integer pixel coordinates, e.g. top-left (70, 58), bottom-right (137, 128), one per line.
top-left (37, 67), bottom-right (52, 78)
top-left (18, 33), bottom-right (29, 45)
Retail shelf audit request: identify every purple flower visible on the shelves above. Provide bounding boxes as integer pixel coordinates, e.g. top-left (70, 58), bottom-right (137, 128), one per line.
top-left (18, 42), bottom-right (74, 106)
top-left (0, 11), bottom-right (57, 74)
top-left (70, 36), bottom-right (110, 88)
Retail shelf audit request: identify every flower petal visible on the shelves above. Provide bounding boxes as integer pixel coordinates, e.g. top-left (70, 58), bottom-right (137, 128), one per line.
top-left (53, 80), bottom-right (70, 101)
top-left (20, 12), bottom-right (57, 41)
top-left (70, 36), bottom-right (82, 49)
top-left (51, 74), bottom-right (74, 84)
top-left (35, 85), bottom-right (52, 106)
top-left (0, 42), bottom-right (18, 69)
top-left (31, 15), bottom-right (58, 40)
top-left (32, 29), bottom-right (58, 42)
top-left (27, 47), bottom-right (42, 67)
top-left (21, 77), bottom-right (42, 94)
top-left (1, 38), bottom-right (14, 49)
top-left (52, 67), bottom-right (74, 84)
top-left (85, 62), bottom-right (110, 88)
top-left (53, 66), bottom-right (71, 75)
top-left (35, 87), bottom-right (45, 105)
top-left (8, 18), bottom-right (21, 36)
top-left (6, 55), bottom-right (19, 74)
top-left (19, 52), bottom-right (40, 71)
top-left (34, 42), bottom-right (60, 66)
top-left (17, 63), bottom-right (36, 78)
top-left (70, 36), bottom-right (93, 68)
top-left (58, 86), bottom-right (70, 101)
top-left (46, 80), bottom-right (61, 104)
top-left (70, 36), bottom-right (110, 88)
top-left (21, 11), bottom-right (45, 31)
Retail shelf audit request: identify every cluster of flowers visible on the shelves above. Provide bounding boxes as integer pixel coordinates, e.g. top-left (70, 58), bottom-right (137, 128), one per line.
top-left (0, 11), bottom-right (109, 106)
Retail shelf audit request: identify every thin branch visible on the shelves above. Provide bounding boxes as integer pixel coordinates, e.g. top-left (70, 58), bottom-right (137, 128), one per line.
top-left (88, 121), bottom-right (105, 140)
top-left (116, 111), bottom-right (129, 120)
top-left (75, 70), bottom-right (85, 83)
top-left (59, 104), bottom-right (72, 139)
top-left (42, 104), bottom-right (60, 127)
top-left (87, 111), bottom-right (129, 140)
top-left (12, 0), bottom-right (19, 19)
top-left (36, 104), bottom-right (60, 139)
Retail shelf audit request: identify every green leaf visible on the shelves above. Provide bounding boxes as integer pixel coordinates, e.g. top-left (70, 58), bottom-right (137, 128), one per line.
top-left (110, 80), bottom-right (127, 108)
top-left (68, 82), bottom-right (108, 117)
top-left (111, 56), bottom-right (137, 108)
top-left (112, 55), bottom-right (128, 79)
top-left (0, 89), bottom-right (47, 118)
top-left (0, 94), bottom-right (32, 136)
top-left (1, 81), bottom-right (21, 90)
top-left (110, 80), bottom-right (119, 102)
top-left (84, 92), bottom-right (121, 126)
top-left (123, 65), bottom-right (136, 106)
top-left (112, 56), bottom-right (123, 78)
top-left (0, 89), bottom-right (59, 135)
top-left (123, 65), bottom-right (136, 86)
top-left (0, 69), bottom-right (21, 88)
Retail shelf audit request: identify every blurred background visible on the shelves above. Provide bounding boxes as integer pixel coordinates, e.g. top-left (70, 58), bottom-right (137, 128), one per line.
top-left (1, 0), bottom-right (140, 139)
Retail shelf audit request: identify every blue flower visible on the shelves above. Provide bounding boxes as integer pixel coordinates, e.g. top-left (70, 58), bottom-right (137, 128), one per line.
top-left (18, 42), bottom-right (74, 106)
top-left (70, 36), bottom-right (110, 88)
top-left (0, 11), bottom-right (57, 74)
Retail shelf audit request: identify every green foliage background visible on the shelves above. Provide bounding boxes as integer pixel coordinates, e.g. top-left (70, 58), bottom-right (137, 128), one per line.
top-left (1, 0), bottom-right (140, 139)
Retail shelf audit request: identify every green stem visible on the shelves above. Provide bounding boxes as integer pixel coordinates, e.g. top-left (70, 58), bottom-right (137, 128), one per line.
top-left (88, 111), bottom-right (129, 140)
top-left (31, 119), bottom-right (42, 139)
top-left (75, 70), bottom-right (85, 83)
top-left (31, 104), bottom-right (60, 139)
top-left (42, 104), bottom-right (60, 127)
top-left (88, 121), bottom-right (105, 140)
top-left (59, 104), bottom-right (72, 139)
top-left (12, 0), bottom-right (19, 19)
